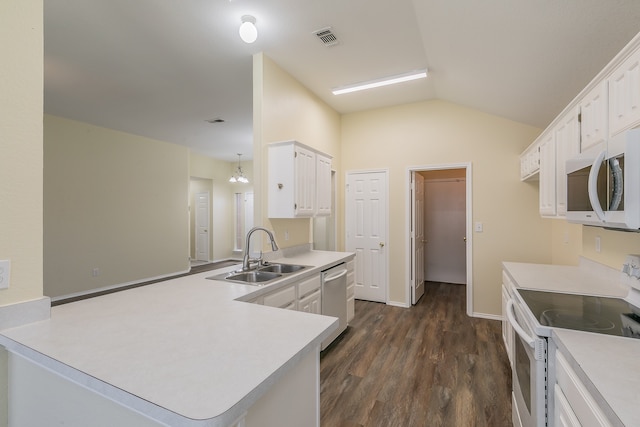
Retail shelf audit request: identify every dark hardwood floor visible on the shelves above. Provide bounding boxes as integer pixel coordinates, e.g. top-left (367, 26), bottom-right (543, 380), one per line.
top-left (320, 281), bottom-right (512, 427)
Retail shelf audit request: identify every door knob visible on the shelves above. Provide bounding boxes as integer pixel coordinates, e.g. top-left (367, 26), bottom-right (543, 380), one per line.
top-left (463, 236), bottom-right (466, 242)
top-left (379, 242), bottom-right (385, 248)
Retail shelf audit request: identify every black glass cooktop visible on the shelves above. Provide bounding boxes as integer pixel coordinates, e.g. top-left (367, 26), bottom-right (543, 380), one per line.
top-left (518, 289), bottom-right (640, 339)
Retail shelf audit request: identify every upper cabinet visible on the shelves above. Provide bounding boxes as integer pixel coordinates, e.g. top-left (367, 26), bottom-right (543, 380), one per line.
top-left (520, 142), bottom-right (540, 180)
top-left (521, 31), bottom-right (640, 219)
top-left (268, 141), bottom-right (332, 218)
top-left (554, 108), bottom-right (580, 217)
top-left (609, 48), bottom-right (640, 136)
top-left (579, 81), bottom-right (608, 153)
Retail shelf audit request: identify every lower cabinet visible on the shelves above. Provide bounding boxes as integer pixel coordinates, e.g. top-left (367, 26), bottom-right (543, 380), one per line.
top-left (551, 345), bottom-right (613, 427)
top-left (259, 273), bottom-right (323, 315)
top-left (346, 260), bottom-right (355, 323)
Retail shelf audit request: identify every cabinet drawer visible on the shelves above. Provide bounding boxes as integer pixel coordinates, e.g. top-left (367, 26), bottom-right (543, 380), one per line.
top-left (555, 352), bottom-right (612, 427)
top-left (263, 285), bottom-right (297, 309)
top-left (346, 272), bottom-right (355, 298)
top-left (298, 274), bottom-right (321, 298)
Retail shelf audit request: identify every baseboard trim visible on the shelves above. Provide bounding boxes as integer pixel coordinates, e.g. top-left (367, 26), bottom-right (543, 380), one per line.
top-left (471, 311), bottom-right (502, 321)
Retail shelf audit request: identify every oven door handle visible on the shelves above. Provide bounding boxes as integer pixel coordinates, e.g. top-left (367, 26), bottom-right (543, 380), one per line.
top-left (506, 299), bottom-right (536, 348)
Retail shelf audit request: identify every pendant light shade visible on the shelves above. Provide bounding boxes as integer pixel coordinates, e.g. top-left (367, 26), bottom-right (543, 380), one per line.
top-left (239, 15), bottom-right (257, 44)
top-left (229, 154), bottom-right (249, 184)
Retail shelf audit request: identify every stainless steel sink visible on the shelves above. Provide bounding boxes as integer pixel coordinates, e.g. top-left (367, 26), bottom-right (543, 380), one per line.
top-left (258, 263), bottom-right (307, 274)
top-left (207, 270), bottom-right (282, 285)
top-left (206, 263), bottom-right (308, 285)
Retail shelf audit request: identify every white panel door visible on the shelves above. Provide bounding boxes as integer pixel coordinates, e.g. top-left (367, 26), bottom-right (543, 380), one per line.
top-left (195, 192), bottom-right (210, 262)
top-left (346, 171), bottom-right (387, 303)
top-left (411, 172), bottom-right (425, 304)
top-left (424, 179), bottom-right (466, 284)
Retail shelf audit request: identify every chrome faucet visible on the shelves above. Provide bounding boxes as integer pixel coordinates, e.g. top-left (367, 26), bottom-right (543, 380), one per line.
top-left (242, 227), bottom-right (279, 271)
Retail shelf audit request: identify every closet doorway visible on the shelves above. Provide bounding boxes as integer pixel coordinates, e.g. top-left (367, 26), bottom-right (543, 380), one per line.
top-left (407, 164), bottom-right (472, 315)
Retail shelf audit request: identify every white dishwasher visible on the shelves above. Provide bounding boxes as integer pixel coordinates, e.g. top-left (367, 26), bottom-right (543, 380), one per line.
top-left (321, 262), bottom-right (348, 350)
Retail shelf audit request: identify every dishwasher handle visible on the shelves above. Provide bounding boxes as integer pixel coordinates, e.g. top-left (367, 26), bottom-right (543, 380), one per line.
top-left (323, 269), bottom-right (347, 283)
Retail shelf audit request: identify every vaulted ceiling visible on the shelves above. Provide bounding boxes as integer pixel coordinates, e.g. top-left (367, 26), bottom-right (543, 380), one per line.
top-left (44, 0), bottom-right (640, 161)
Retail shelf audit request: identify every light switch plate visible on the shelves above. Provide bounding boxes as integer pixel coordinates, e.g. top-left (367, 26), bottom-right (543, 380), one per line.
top-left (0, 259), bottom-right (10, 289)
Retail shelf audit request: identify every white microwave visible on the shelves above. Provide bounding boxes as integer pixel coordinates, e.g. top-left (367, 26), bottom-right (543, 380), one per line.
top-left (566, 129), bottom-right (640, 230)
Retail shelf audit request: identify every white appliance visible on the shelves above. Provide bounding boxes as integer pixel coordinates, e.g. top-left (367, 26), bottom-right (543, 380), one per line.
top-left (505, 259), bottom-right (640, 427)
top-left (321, 262), bottom-right (348, 350)
top-left (566, 128), bottom-right (640, 230)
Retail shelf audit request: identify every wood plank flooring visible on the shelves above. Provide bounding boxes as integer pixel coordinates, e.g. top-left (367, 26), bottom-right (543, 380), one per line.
top-left (320, 282), bottom-right (512, 427)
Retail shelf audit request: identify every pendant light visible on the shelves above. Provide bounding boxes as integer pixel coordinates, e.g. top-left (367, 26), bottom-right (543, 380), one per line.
top-left (229, 153), bottom-right (249, 184)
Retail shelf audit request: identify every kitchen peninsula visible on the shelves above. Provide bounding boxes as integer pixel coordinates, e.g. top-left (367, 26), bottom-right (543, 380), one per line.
top-left (0, 249), bottom-right (354, 427)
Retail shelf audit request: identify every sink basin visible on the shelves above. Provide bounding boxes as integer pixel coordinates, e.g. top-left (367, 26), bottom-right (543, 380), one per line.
top-left (206, 270), bottom-right (282, 285)
top-left (225, 271), bottom-right (282, 283)
top-left (258, 263), bottom-right (307, 274)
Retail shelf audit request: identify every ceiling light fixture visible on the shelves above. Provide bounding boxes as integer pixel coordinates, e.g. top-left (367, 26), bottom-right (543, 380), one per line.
top-left (332, 69), bottom-right (428, 95)
top-left (239, 15), bottom-right (258, 44)
top-left (229, 153), bottom-right (249, 184)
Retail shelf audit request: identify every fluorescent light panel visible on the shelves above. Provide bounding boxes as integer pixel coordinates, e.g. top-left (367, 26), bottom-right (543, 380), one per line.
top-left (332, 69), bottom-right (427, 95)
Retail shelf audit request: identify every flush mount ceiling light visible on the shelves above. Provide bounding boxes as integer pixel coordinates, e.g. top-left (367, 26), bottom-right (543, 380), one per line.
top-left (332, 69), bottom-right (428, 95)
top-left (229, 153), bottom-right (249, 183)
top-left (239, 15), bottom-right (258, 44)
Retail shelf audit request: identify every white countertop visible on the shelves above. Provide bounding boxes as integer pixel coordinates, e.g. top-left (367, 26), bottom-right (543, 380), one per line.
top-left (0, 249), bottom-right (354, 427)
top-left (502, 259), bottom-right (630, 297)
top-left (553, 329), bottom-right (640, 427)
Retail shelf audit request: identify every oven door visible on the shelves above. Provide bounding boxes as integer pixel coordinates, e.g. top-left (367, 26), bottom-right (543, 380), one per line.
top-left (506, 299), bottom-right (548, 427)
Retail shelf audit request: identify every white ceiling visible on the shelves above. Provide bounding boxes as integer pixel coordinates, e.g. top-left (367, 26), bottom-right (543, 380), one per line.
top-left (44, 0), bottom-right (640, 162)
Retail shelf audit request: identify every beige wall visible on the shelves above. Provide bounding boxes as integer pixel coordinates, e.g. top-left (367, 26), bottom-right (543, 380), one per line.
top-left (44, 115), bottom-right (190, 299)
top-left (0, 0), bottom-right (43, 307)
top-left (253, 54), bottom-right (342, 250)
top-left (1, 2), bottom-right (43, 425)
top-left (189, 152), bottom-right (254, 261)
top-left (341, 100), bottom-right (550, 315)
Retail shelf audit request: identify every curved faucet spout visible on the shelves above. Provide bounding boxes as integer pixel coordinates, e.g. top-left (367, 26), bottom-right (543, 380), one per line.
top-left (242, 227), bottom-right (279, 270)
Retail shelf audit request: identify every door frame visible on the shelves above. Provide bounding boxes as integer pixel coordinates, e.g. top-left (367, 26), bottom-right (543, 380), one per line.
top-left (404, 163), bottom-right (473, 315)
top-left (345, 168), bottom-right (390, 304)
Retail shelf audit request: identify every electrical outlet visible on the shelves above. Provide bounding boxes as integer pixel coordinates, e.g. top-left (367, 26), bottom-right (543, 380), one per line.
top-left (92, 268), bottom-right (100, 277)
top-left (595, 236), bottom-right (601, 253)
top-left (474, 222), bottom-right (483, 232)
top-left (0, 260), bottom-right (11, 290)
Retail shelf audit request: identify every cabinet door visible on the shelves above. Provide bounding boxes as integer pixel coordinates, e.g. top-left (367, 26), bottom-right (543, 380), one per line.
top-left (298, 289), bottom-right (321, 314)
top-left (609, 48), bottom-right (640, 136)
top-left (580, 82), bottom-right (608, 153)
top-left (501, 284), bottom-right (513, 367)
top-left (315, 154), bottom-right (332, 216)
top-left (294, 146), bottom-right (316, 217)
top-left (554, 384), bottom-right (582, 427)
top-left (539, 132), bottom-right (557, 216)
top-left (555, 109), bottom-right (580, 217)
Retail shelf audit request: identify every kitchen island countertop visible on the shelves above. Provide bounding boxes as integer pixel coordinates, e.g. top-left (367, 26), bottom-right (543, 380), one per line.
top-left (0, 249), bottom-right (354, 426)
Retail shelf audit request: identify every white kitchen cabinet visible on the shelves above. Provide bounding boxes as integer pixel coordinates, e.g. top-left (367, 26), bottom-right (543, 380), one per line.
top-left (297, 274), bottom-right (322, 315)
top-left (346, 260), bottom-right (355, 323)
top-left (520, 141), bottom-right (540, 181)
top-left (554, 108), bottom-right (580, 217)
top-left (554, 383), bottom-right (581, 427)
top-left (315, 153), bottom-right (332, 216)
top-left (267, 141), bottom-right (332, 218)
top-left (579, 81), bottom-right (608, 153)
top-left (298, 289), bottom-right (321, 314)
top-left (501, 272), bottom-right (514, 366)
top-left (538, 131), bottom-right (557, 216)
top-left (551, 348), bottom-right (613, 427)
top-left (609, 47), bottom-right (640, 136)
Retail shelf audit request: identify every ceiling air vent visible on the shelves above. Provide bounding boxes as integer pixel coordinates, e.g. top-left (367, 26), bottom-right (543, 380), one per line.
top-left (313, 27), bottom-right (339, 47)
